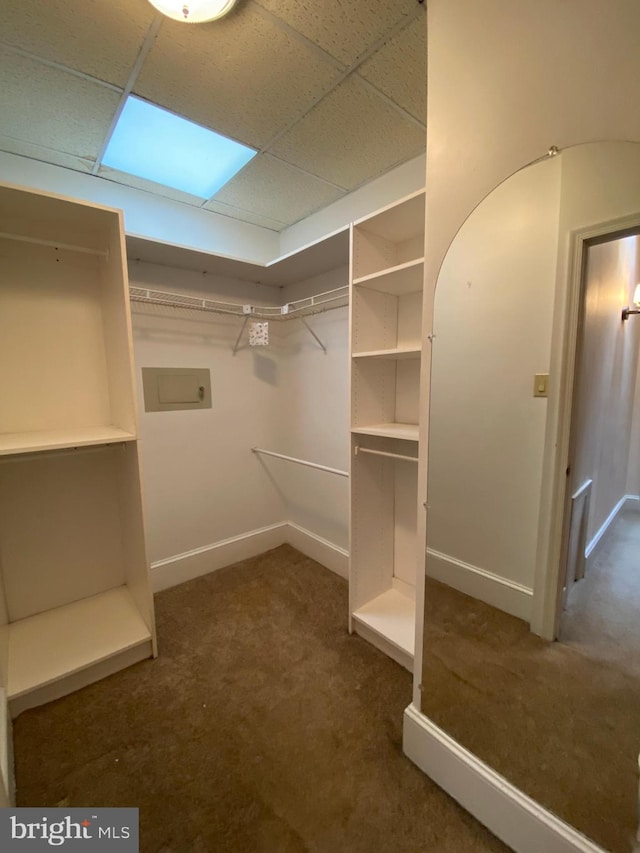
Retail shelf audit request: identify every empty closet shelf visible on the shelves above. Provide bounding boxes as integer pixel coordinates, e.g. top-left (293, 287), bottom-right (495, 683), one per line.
top-left (7, 587), bottom-right (152, 701)
top-left (352, 589), bottom-right (415, 657)
top-left (351, 423), bottom-right (419, 441)
top-left (352, 347), bottom-right (421, 360)
top-left (352, 258), bottom-right (425, 294)
top-left (0, 426), bottom-right (137, 456)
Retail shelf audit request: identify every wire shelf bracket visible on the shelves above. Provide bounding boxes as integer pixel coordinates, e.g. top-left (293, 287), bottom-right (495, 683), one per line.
top-left (129, 284), bottom-right (348, 355)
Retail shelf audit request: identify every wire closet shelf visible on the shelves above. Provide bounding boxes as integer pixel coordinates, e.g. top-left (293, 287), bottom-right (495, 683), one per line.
top-left (128, 285), bottom-right (349, 320)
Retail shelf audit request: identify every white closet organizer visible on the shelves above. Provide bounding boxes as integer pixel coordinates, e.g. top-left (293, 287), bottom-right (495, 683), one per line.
top-left (0, 182), bottom-right (157, 717)
top-left (349, 189), bottom-right (425, 671)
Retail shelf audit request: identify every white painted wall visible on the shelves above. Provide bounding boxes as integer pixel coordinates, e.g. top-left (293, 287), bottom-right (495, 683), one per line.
top-left (129, 262), bottom-right (286, 570)
top-left (419, 0), bottom-right (640, 669)
top-left (572, 235), bottom-right (640, 542)
top-left (427, 158), bottom-right (561, 592)
top-left (127, 259), bottom-right (350, 584)
top-left (409, 0), bottom-right (640, 845)
top-left (276, 269), bottom-right (350, 552)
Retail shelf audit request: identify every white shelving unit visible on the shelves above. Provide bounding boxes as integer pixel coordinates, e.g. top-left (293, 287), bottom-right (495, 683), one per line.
top-left (349, 189), bottom-right (425, 671)
top-left (0, 182), bottom-right (157, 721)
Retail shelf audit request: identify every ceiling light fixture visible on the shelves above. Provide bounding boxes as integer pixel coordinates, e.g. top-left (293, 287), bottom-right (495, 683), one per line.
top-left (147, 0), bottom-right (236, 23)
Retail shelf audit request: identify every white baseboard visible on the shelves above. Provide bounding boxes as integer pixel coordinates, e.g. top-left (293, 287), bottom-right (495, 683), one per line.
top-left (0, 689), bottom-right (12, 806)
top-left (426, 549), bottom-right (533, 622)
top-left (151, 521), bottom-right (348, 591)
top-left (285, 522), bottom-right (348, 579)
top-left (402, 704), bottom-right (606, 853)
top-left (151, 523), bottom-right (288, 591)
top-left (586, 494), bottom-right (640, 567)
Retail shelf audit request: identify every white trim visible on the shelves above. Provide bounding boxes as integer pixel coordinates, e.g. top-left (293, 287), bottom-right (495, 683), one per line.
top-left (585, 494), bottom-right (626, 560)
top-left (352, 616), bottom-right (414, 672)
top-left (426, 549), bottom-right (533, 621)
top-left (402, 704), bottom-right (607, 853)
top-left (150, 523), bottom-right (288, 591)
top-left (0, 689), bottom-right (12, 806)
top-left (534, 212), bottom-right (640, 640)
top-left (584, 494), bottom-right (640, 565)
top-left (285, 523), bottom-right (348, 579)
top-left (150, 522), bottom-right (348, 590)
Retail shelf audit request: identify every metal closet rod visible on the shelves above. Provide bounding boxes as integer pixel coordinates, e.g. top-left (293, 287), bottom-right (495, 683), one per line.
top-left (355, 446), bottom-right (419, 463)
top-left (251, 447), bottom-right (348, 477)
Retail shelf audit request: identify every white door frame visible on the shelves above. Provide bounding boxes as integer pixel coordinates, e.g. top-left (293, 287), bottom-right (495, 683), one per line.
top-left (531, 212), bottom-right (640, 640)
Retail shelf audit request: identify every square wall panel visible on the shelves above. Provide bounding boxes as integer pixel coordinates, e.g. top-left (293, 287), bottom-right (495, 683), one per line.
top-left (252, 0), bottom-right (419, 66)
top-left (358, 13), bottom-right (427, 124)
top-left (135, 4), bottom-right (341, 150)
top-left (208, 154), bottom-right (345, 227)
top-left (0, 49), bottom-right (121, 160)
top-left (2, 0), bottom-right (156, 88)
top-left (270, 78), bottom-right (426, 190)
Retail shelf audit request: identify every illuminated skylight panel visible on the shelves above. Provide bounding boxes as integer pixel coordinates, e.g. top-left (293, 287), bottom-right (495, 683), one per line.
top-left (102, 96), bottom-right (256, 199)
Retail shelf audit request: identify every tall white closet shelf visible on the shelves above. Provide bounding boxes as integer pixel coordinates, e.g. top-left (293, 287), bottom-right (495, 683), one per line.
top-left (0, 181), bottom-right (157, 720)
top-left (349, 189), bottom-right (426, 672)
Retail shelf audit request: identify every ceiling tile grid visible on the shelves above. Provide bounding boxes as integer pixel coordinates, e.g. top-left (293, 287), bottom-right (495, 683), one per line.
top-left (357, 13), bottom-right (427, 123)
top-left (0, 48), bottom-right (121, 161)
top-left (0, 136), bottom-right (94, 174)
top-left (134, 3), bottom-right (343, 151)
top-left (1, 0), bottom-right (156, 88)
top-left (97, 166), bottom-right (207, 207)
top-left (269, 76), bottom-right (426, 191)
top-left (251, 0), bottom-right (420, 66)
top-left (204, 199), bottom-right (287, 232)
top-left (0, 0), bottom-right (428, 233)
top-left (208, 153), bottom-right (346, 225)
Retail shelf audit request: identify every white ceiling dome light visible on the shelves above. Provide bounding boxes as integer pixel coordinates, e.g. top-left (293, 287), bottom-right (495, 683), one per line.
top-left (147, 0), bottom-right (237, 23)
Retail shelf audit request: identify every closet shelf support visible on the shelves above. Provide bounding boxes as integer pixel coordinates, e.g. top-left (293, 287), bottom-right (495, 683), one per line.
top-left (298, 317), bottom-right (327, 353)
top-left (252, 448), bottom-right (348, 477)
top-left (232, 317), bottom-right (250, 356)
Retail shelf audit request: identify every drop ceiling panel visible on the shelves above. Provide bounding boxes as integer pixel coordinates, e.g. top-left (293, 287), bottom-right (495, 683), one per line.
top-left (209, 154), bottom-right (346, 227)
top-left (0, 136), bottom-right (94, 174)
top-left (252, 0), bottom-right (419, 66)
top-left (203, 200), bottom-right (287, 232)
top-left (135, 5), bottom-right (341, 150)
top-left (270, 78), bottom-right (426, 190)
top-left (97, 167), bottom-right (206, 207)
top-left (1, 0), bottom-right (155, 88)
top-left (358, 14), bottom-right (427, 123)
top-left (0, 50), bottom-right (121, 160)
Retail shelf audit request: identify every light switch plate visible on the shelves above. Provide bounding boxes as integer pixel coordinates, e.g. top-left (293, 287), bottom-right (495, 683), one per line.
top-left (533, 373), bottom-right (549, 397)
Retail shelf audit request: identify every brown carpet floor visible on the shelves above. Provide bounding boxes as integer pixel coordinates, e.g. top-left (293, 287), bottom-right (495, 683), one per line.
top-left (13, 545), bottom-right (507, 853)
top-left (562, 506), bottom-right (640, 678)
top-left (421, 514), bottom-right (640, 853)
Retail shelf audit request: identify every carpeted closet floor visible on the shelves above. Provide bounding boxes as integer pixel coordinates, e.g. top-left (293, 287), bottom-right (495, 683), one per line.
top-left (13, 545), bottom-right (507, 853)
top-left (421, 510), bottom-right (640, 853)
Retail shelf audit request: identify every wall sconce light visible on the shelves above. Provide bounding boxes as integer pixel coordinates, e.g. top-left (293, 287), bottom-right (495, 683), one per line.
top-left (147, 0), bottom-right (236, 23)
top-left (622, 284), bottom-right (640, 321)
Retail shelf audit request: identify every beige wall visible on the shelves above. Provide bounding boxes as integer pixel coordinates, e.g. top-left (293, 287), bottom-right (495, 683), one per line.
top-left (420, 0), bottom-right (640, 692)
top-left (427, 158), bottom-right (561, 594)
top-left (130, 263), bottom-right (286, 566)
top-left (572, 236), bottom-right (640, 541)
